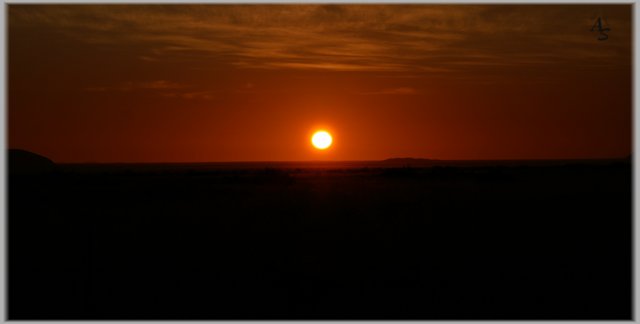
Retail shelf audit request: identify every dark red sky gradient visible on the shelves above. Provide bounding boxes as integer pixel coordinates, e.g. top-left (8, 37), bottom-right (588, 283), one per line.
top-left (9, 5), bottom-right (631, 163)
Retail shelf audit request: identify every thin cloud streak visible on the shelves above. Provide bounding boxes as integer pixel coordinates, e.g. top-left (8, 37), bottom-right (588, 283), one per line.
top-left (85, 80), bottom-right (186, 92)
top-left (84, 80), bottom-right (214, 100)
top-left (359, 87), bottom-right (418, 95)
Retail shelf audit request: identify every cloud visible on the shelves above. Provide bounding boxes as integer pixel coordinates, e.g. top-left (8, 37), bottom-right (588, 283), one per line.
top-left (359, 87), bottom-right (418, 95)
top-left (84, 80), bottom-right (213, 99)
top-left (161, 91), bottom-right (213, 100)
top-left (10, 5), bottom-right (631, 76)
top-left (85, 80), bottom-right (186, 92)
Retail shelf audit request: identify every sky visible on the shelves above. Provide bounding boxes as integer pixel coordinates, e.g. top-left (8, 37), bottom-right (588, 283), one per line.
top-left (8, 4), bottom-right (632, 163)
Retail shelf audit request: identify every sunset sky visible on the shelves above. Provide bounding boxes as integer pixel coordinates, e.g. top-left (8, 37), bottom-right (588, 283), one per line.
top-left (9, 4), bottom-right (631, 163)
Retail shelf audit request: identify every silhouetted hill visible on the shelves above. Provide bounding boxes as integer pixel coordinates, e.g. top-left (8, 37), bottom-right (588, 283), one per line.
top-left (9, 149), bottom-right (55, 175)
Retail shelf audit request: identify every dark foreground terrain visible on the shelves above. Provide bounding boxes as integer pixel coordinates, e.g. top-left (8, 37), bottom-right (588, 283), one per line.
top-left (9, 159), bottom-right (632, 319)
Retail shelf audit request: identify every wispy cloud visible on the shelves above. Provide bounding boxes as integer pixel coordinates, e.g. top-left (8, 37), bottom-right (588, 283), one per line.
top-left (161, 91), bottom-right (214, 100)
top-left (10, 5), bottom-right (631, 76)
top-left (84, 80), bottom-right (213, 99)
top-left (359, 87), bottom-right (418, 95)
top-left (85, 80), bottom-right (185, 92)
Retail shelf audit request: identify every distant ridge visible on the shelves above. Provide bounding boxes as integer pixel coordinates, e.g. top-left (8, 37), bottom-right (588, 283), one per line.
top-left (383, 158), bottom-right (438, 163)
top-left (379, 156), bottom-right (630, 167)
top-left (9, 149), bottom-right (55, 175)
top-left (380, 158), bottom-right (439, 167)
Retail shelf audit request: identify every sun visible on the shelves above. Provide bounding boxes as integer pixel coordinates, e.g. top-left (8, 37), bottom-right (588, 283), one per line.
top-left (311, 131), bottom-right (332, 150)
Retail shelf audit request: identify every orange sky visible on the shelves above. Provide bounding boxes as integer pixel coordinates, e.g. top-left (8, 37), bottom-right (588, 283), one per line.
top-left (9, 5), bottom-right (632, 163)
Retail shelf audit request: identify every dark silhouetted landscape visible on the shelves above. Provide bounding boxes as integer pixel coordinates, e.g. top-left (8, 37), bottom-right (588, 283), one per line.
top-left (9, 149), bottom-right (631, 319)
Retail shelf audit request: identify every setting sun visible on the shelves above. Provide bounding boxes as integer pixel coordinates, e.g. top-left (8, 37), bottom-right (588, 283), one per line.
top-left (311, 131), bottom-right (332, 150)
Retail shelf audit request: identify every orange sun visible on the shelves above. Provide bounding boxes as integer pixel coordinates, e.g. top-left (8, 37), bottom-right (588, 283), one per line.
top-left (311, 131), bottom-right (332, 150)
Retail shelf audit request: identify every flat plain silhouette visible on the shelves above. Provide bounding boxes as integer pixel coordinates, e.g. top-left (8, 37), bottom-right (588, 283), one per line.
top-left (9, 150), bottom-right (632, 319)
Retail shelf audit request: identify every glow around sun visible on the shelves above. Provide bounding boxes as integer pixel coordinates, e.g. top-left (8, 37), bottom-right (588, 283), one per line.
top-left (311, 131), bottom-right (332, 150)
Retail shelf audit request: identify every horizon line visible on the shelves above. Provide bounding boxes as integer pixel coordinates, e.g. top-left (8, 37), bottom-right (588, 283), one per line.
top-left (54, 156), bottom-right (631, 165)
